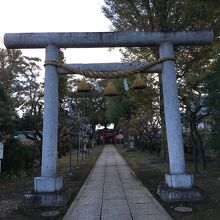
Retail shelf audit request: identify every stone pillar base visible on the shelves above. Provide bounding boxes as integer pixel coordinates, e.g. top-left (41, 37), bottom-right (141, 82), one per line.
top-left (34, 176), bottom-right (62, 193)
top-left (165, 172), bottom-right (193, 189)
top-left (24, 188), bottom-right (70, 207)
top-left (157, 184), bottom-right (204, 202)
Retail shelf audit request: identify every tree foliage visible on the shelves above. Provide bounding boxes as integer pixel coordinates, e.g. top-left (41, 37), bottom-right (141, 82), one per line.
top-left (205, 53), bottom-right (220, 154)
top-left (105, 79), bottom-right (134, 126)
top-left (71, 82), bottom-right (108, 131)
top-left (0, 48), bottom-right (44, 173)
top-left (102, 0), bottom-right (220, 165)
top-left (0, 85), bottom-right (15, 140)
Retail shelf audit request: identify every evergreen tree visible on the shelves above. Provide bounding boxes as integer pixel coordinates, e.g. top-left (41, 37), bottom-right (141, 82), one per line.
top-left (105, 79), bottom-right (134, 127)
top-left (58, 50), bottom-right (71, 158)
top-left (205, 53), bottom-right (220, 154)
top-left (0, 85), bottom-right (14, 140)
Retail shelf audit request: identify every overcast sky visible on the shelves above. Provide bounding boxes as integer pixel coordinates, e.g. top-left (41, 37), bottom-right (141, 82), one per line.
top-left (0, 0), bottom-right (121, 67)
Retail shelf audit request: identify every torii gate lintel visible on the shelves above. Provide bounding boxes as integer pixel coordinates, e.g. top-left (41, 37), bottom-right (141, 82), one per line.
top-left (4, 30), bottom-right (213, 49)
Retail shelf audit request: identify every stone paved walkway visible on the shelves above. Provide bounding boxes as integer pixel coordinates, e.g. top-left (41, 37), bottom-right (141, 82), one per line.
top-left (63, 145), bottom-right (172, 220)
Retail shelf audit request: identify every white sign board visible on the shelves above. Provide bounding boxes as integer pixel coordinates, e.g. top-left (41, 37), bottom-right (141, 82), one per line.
top-left (116, 134), bottom-right (123, 139)
top-left (0, 143), bottom-right (4, 159)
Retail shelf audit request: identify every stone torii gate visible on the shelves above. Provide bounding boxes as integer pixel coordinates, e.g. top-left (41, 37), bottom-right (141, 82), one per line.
top-left (4, 30), bottom-right (213, 204)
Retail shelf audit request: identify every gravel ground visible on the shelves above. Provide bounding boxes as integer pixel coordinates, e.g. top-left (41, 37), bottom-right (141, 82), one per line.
top-left (0, 177), bottom-right (33, 218)
top-left (0, 199), bottom-right (20, 217)
top-left (0, 146), bottom-right (104, 220)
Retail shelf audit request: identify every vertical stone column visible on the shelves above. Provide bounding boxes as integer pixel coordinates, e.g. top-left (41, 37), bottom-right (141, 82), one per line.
top-left (34, 44), bottom-right (62, 193)
top-left (160, 41), bottom-right (193, 189)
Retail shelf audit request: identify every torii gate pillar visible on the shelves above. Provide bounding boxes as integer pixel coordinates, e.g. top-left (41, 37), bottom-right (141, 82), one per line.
top-left (160, 41), bottom-right (192, 186)
top-left (157, 41), bottom-right (203, 201)
top-left (34, 45), bottom-right (62, 193)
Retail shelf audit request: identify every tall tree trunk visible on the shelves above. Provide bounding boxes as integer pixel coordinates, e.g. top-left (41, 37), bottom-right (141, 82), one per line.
top-left (62, 138), bottom-right (67, 156)
top-left (190, 120), bottom-right (199, 173)
top-left (58, 144), bottom-right (62, 159)
top-left (152, 48), bottom-right (168, 162)
top-left (195, 128), bottom-right (207, 169)
top-left (92, 123), bottom-right (96, 139)
top-left (31, 144), bottom-right (35, 171)
top-left (159, 75), bottom-right (168, 162)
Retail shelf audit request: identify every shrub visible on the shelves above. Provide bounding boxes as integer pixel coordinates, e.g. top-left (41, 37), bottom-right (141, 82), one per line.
top-left (1, 137), bottom-right (34, 173)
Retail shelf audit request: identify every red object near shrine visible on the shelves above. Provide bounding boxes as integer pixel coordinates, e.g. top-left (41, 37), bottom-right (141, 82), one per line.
top-left (96, 128), bottom-right (119, 145)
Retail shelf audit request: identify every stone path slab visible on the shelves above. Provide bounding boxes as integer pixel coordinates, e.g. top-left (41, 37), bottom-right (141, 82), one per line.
top-left (63, 145), bottom-right (172, 220)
